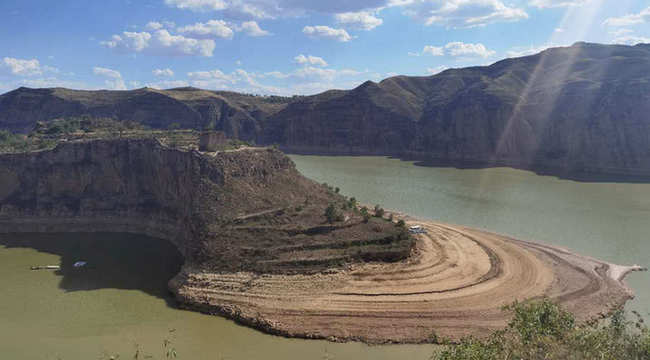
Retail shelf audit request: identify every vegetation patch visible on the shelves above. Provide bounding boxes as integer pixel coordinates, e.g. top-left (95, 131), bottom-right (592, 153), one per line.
top-left (433, 299), bottom-right (650, 360)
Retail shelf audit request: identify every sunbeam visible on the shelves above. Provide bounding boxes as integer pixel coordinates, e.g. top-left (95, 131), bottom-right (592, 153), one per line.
top-left (472, 0), bottom-right (608, 202)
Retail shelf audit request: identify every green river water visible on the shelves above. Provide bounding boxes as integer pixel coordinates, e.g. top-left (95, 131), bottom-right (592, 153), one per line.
top-left (0, 155), bottom-right (648, 359)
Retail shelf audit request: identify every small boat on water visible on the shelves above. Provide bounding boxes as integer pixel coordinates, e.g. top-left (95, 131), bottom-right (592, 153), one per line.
top-left (73, 261), bottom-right (87, 268)
top-left (30, 265), bottom-right (60, 271)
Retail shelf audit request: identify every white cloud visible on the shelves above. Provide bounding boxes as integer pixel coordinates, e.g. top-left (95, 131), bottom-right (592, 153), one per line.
top-left (612, 35), bottom-right (650, 45)
top-left (422, 45), bottom-right (444, 56)
top-left (603, 6), bottom-right (650, 27)
top-left (102, 30), bottom-right (216, 57)
top-left (426, 65), bottom-right (448, 75)
top-left (153, 68), bottom-right (175, 77)
top-left (93, 66), bottom-right (127, 90)
top-left (400, 0), bottom-right (528, 28)
top-left (335, 11), bottom-right (383, 30)
top-left (529, 0), bottom-right (590, 8)
top-left (2, 57), bottom-right (59, 76)
top-left (506, 44), bottom-right (553, 57)
top-left (293, 67), bottom-right (361, 81)
top-left (187, 69), bottom-right (234, 83)
top-left (182, 64), bottom-right (368, 95)
top-left (444, 42), bottom-right (495, 58)
top-left (146, 21), bottom-right (164, 30)
top-left (146, 80), bottom-right (190, 89)
top-left (177, 20), bottom-right (234, 39)
top-left (294, 54), bottom-right (328, 67)
top-left (165, 0), bottom-right (227, 11)
top-left (411, 42), bottom-right (495, 58)
top-left (238, 21), bottom-right (270, 36)
top-left (187, 68), bottom-right (286, 93)
top-left (609, 28), bottom-right (633, 37)
top-left (264, 71), bottom-right (291, 79)
top-left (303, 25), bottom-right (352, 42)
top-left (164, 0), bottom-right (391, 19)
top-left (164, 0), bottom-right (527, 30)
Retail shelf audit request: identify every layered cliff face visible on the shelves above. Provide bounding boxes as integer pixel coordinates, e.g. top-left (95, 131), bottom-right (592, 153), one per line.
top-left (0, 139), bottom-right (411, 272)
top-left (2, 42), bottom-right (650, 177)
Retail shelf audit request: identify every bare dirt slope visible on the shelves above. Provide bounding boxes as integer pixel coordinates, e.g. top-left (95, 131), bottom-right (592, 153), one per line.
top-left (172, 220), bottom-right (644, 344)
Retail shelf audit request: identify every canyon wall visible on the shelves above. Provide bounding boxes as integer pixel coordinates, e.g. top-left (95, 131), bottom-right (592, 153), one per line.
top-left (0, 139), bottom-right (411, 272)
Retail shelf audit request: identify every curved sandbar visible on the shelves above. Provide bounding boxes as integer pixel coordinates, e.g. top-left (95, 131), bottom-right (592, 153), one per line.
top-left (172, 220), bottom-right (644, 344)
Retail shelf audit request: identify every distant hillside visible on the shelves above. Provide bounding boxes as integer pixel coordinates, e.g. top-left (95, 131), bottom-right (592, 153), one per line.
top-left (0, 87), bottom-right (296, 141)
top-left (2, 42), bottom-right (650, 177)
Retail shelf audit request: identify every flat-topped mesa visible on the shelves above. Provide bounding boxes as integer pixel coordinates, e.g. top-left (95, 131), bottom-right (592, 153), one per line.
top-left (0, 138), bottom-right (411, 273)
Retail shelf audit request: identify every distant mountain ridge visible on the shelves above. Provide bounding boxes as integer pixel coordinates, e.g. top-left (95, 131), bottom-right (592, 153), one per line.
top-left (0, 86), bottom-right (295, 140)
top-left (2, 42), bottom-right (650, 177)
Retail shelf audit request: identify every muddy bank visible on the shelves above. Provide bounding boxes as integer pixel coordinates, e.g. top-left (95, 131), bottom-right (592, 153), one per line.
top-left (170, 220), bottom-right (644, 344)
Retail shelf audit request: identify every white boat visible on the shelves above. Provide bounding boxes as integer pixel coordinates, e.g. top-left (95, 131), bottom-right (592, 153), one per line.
top-left (31, 265), bottom-right (60, 270)
top-left (73, 261), bottom-right (87, 268)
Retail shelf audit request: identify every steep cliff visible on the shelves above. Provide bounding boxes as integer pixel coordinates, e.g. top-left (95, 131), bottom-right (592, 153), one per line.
top-left (0, 139), bottom-right (411, 273)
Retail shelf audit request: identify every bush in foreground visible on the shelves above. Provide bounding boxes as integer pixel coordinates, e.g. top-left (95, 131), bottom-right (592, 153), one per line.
top-left (433, 299), bottom-right (650, 360)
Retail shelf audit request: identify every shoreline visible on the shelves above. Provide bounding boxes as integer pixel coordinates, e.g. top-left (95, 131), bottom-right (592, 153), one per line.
top-left (170, 215), bottom-right (646, 345)
top-left (284, 148), bottom-right (650, 183)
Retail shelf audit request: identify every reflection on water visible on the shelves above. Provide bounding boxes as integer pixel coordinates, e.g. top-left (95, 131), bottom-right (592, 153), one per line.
top-left (0, 233), bottom-right (183, 301)
top-left (0, 232), bottom-right (433, 360)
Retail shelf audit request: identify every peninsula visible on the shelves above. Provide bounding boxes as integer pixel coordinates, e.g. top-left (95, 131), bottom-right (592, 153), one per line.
top-left (0, 136), bottom-right (642, 343)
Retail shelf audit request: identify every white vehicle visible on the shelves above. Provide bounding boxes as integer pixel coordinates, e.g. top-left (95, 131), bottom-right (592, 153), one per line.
top-left (408, 225), bottom-right (426, 234)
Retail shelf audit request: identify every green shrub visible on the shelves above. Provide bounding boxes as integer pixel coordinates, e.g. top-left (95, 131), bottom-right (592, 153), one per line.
top-left (374, 205), bottom-right (385, 218)
top-left (396, 219), bottom-right (406, 228)
top-left (360, 206), bottom-right (370, 223)
top-left (434, 299), bottom-right (650, 360)
top-left (324, 204), bottom-right (340, 224)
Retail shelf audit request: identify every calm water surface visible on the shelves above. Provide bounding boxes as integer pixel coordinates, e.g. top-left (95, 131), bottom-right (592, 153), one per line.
top-left (1, 155), bottom-right (648, 359)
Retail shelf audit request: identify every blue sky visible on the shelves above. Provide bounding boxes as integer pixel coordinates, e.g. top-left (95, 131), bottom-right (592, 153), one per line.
top-left (1, 0), bottom-right (649, 95)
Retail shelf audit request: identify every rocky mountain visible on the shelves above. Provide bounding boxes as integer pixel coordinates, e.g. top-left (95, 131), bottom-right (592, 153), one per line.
top-left (266, 42), bottom-right (650, 177)
top-left (2, 42), bottom-right (650, 177)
